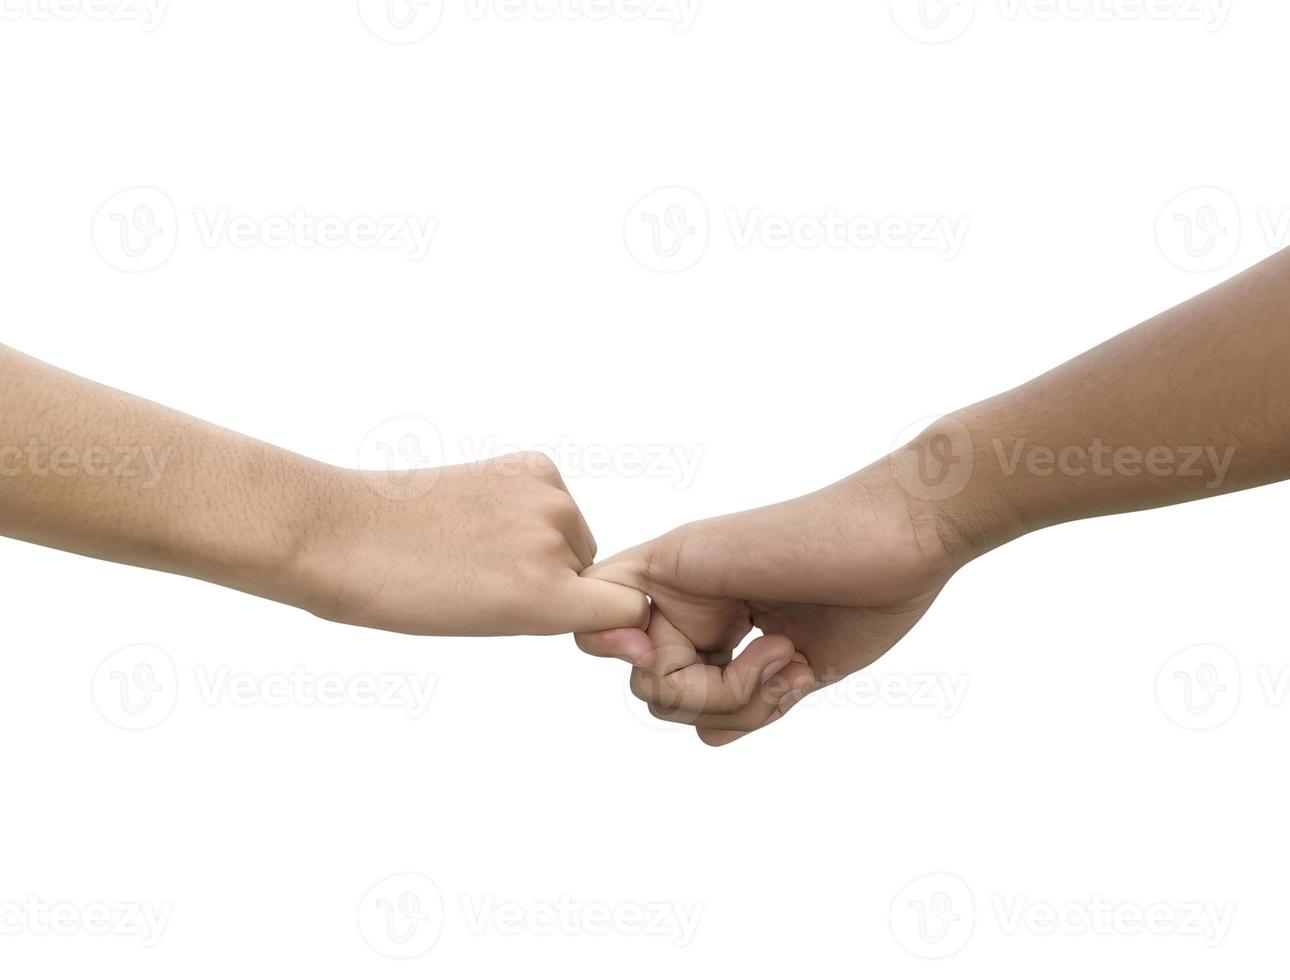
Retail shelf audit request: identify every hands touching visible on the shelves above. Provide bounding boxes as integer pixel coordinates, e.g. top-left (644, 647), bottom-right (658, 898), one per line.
top-left (575, 453), bottom-right (976, 746)
top-left (575, 249), bottom-right (1290, 744)
top-left (7, 248), bottom-right (1290, 744)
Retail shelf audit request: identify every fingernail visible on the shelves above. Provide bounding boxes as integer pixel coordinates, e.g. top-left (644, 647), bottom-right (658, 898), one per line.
top-left (760, 659), bottom-right (791, 685)
top-left (778, 687), bottom-right (806, 711)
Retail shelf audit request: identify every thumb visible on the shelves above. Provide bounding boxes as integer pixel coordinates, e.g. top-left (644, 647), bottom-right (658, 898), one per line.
top-left (573, 546), bottom-right (654, 665)
top-left (579, 543), bottom-right (651, 592)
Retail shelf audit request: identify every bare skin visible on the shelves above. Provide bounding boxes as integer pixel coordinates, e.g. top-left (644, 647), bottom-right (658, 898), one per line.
top-left (578, 247), bottom-right (1290, 746)
top-left (0, 345), bottom-right (646, 636)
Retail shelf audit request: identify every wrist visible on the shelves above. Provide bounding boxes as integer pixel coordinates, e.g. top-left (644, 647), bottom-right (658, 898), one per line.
top-left (272, 462), bottom-right (373, 621)
top-left (220, 452), bottom-right (357, 618)
top-left (885, 414), bottom-right (1029, 568)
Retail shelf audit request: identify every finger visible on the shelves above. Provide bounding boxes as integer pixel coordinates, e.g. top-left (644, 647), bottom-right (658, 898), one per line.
top-left (692, 670), bottom-right (814, 747)
top-left (692, 662), bottom-right (815, 731)
top-left (575, 626), bottom-right (655, 668)
top-left (571, 507), bottom-right (597, 566)
top-left (653, 660), bottom-right (813, 730)
top-left (539, 489), bottom-right (596, 569)
top-left (555, 574), bottom-right (649, 635)
top-left (575, 603), bottom-right (686, 675)
top-left (561, 515), bottom-right (596, 570)
top-left (642, 608), bottom-right (703, 676)
top-left (635, 632), bottom-right (800, 717)
top-left (579, 543), bottom-right (652, 593)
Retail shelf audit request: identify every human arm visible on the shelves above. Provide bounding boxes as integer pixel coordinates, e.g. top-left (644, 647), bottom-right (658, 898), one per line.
top-left (0, 344), bottom-right (645, 636)
top-left (578, 247), bottom-right (1290, 744)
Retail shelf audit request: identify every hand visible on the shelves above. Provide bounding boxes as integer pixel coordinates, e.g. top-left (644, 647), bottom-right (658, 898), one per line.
top-left (576, 456), bottom-right (971, 745)
top-left (294, 451), bottom-right (648, 636)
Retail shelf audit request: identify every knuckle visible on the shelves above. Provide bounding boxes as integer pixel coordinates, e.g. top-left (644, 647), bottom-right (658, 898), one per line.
top-left (542, 487), bottom-right (580, 521)
top-left (525, 522), bottom-right (570, 558)
top-left (519, 450), bottom-right (559, 479)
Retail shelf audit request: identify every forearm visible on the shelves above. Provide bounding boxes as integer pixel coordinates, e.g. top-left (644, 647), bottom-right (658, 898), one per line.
top-left (0, 344), bottom-right (327, 606)
top-left (0, 345), bottom-right (645, 636)
top-left (904, 247), bottom-right (1290, 560)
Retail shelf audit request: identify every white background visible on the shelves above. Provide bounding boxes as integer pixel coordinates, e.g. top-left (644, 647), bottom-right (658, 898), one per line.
top-left (1, 0), bottom-right (1287, 975)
